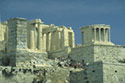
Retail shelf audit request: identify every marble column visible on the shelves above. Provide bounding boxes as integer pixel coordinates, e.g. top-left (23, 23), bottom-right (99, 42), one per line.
top-left (108, 29), bottom-right (111, 42)
top-left (104, 28), bottom-right (106, 42)
top-left (46, 32), bottom-right (49, 51)
top-left (105, 29), bottom-right (108, 42)
top-left (51, 31), bottom-right (55, 50)
top-left (42, 33), bottom-right (46, 51)
top-left (62, 30), bottom-right (65, 49)
top-left (49, 32), bottom-right (51, 51)
top-left (94, 28), bottom-right (96, 42)
top-left (57, 31), bottom-right (61, 50)
top-left (38, 23), bottom-right (42, 52)
top-left (81, 31), bottom-right (84, 45)
top-left (34, 28), bottom-right (38, 50)
top-left (99, 28), bottom-right (101, 42)
top-left (60, 31), bottom-right (63, 49)
top-left (63, 29), bottom-right (69, 47)
top-left (30, 30), bottom-right (35, 50)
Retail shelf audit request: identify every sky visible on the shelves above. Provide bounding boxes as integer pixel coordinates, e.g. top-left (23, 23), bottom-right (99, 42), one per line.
top-left (0, 0), bottom-right (125, 45)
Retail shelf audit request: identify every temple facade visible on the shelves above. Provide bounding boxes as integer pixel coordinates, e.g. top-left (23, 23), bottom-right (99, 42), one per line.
top-left (81, 24), bottom-right (114, 46)
top-left (0, 17), bottom-right (75, 53)
top-left (27, 19), bottom-right (75, 52)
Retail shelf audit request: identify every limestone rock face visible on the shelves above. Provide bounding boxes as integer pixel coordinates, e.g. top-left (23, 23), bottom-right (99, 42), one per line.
top-left (0, 60), bottom-right (70, 83)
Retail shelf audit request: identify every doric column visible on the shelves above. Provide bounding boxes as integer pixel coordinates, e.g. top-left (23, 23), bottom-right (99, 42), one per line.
top-left (81, 31), bottom-right (84, 45)
top-left (57, 31), bottom-right (61, 50)
top-left (34, 28), bottom-right (37, 50)
top-left (42, 33), bottom-right (46, 51)
top-left (51, 31), bottom-right (55, 50)
top-left (104, 28), bottom-right (106, 42)
top-left (49, 32), bottom-right (51, 51)
top-left (30, 30), bottom-right (35, 50)
top-left (60, 31), bottom-right (64, 49)
top-left (94, 28), bottom-right (96, 42)
top-left (62, 30), bottom-right (65, 49)
top-left (46, 32), bottom-right (49, 51)
top-left (105, 29), bottom-right (108, 42)
top-left (63, 29), bottom-right (69, 47)
top-left (99, 28), bottom-right (101, 42)
top-left (38, 23), bottom-right (42, 52)
top-left (108, 29), bottom-right (111, 42)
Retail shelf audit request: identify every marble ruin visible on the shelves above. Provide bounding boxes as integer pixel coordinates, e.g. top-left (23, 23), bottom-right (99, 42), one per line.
top-left (81, 24), bottom-right (114, 46)
top-left (0, 17), bottom-right (125, 83)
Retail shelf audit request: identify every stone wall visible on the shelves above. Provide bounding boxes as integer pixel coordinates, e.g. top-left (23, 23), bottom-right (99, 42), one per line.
top-left (84, 61), bottom-right (103, 83)
top-left (7, 17), bottom-right (27, 52)
top-left (68, 45), bottom-right (94, 63)
top-left (7, 50), bottom-right (48, 66)
top-left (68, 45), bottom-right (125, 63)
top-left (86, 62), bottom-right (125, 83)
top-left (81, 27), bottom-right (93, 46)
top-left (94, 45), bottom-right (125, 63)
top-left (0, 23), bottom-right (8, 42)
top-left (70, 61), bottom-right (125, 83)
top-left (103, 63), bottom-right (125, 83)
top-left (69, 62), bottom-right (103, 83)
top-left (48, 47), bottom-right (71, 59)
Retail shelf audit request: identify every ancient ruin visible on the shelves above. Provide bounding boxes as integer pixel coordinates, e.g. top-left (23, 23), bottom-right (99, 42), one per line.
top-left (0, 17), bottom-right (125, 83)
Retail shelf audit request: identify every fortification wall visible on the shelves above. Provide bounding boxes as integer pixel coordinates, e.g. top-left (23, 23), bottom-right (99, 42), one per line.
top-left (94, 45), bottom-right (125, 63)
top-left (83, 62), bottom-right (125, 83)
top-left (70, 62), bottom-right (125, 83)
top-left (6, 50), bottom-right (48, 66)
top-left (48, 47), bottom-right (71, 59)
top-left (103, 62), bottom-right (125, 83)
top-left (68, 45), bottom-right (94, 63)
top-left (68, 45), bottom-right (125, 63)
top-left (69, 61), bottom-right (103, 83)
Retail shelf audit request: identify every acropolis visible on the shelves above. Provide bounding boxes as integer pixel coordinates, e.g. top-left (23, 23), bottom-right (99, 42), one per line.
top-left (0, 17), bottom-right (125, 83)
